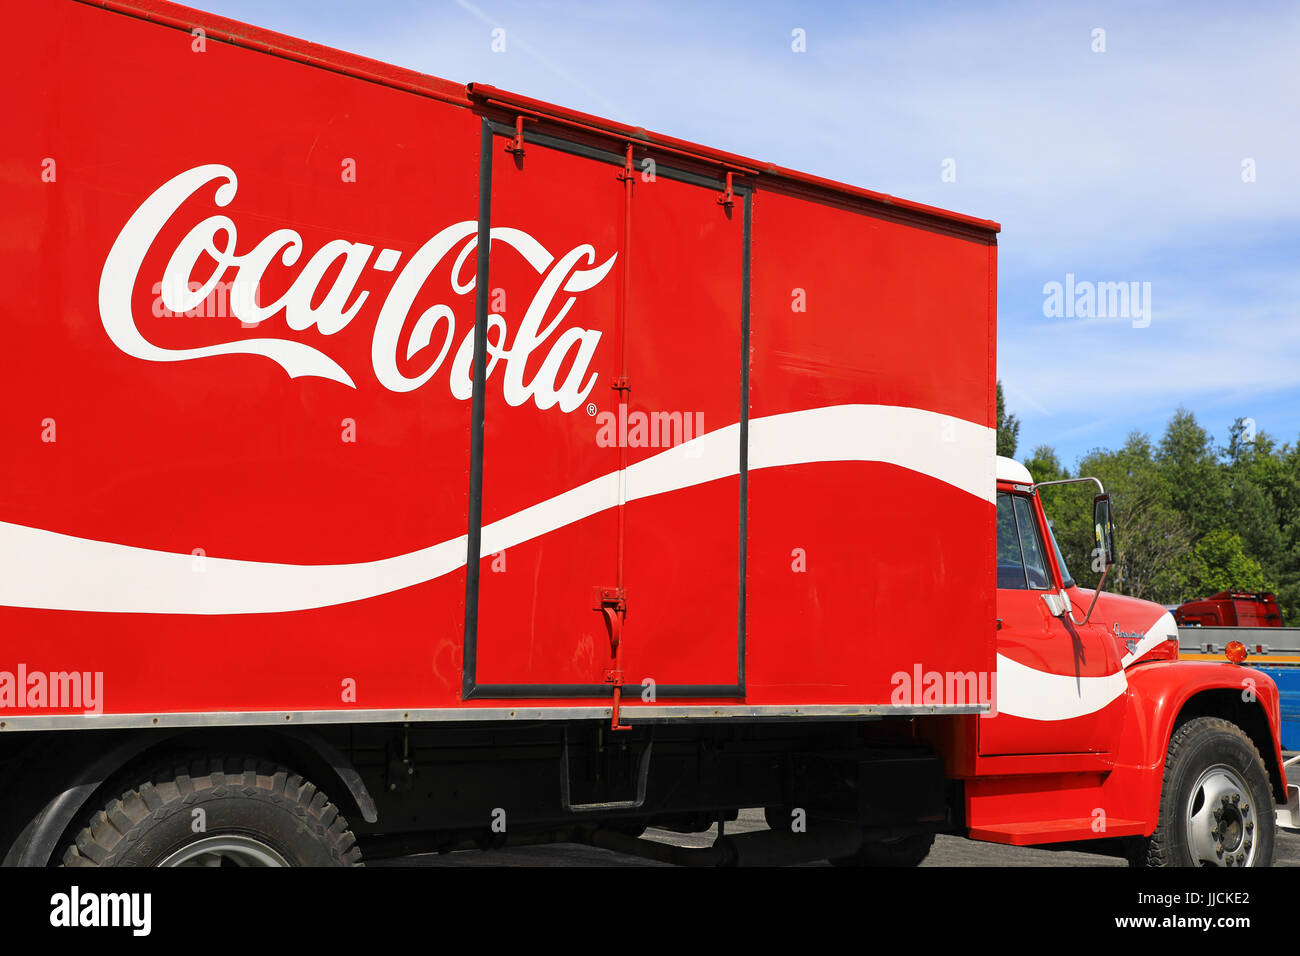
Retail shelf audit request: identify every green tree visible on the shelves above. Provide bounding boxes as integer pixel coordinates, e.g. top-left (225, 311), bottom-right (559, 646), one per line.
top-left (996, 380), bottom-right (1019, 458)
top-left (1242, 421), bottom-right (1300, 624)
top-left (1023, 444), bottom-right (1067, 483)
top-left (1001, 404), bottom-right (1300, 621)
top-left (1036, 432), bottom-right (1193, 603)
top-left (1088, 434), bottom-right (1194, 602)
top-left (1264, 433), bottom-right (1300, 623)
top-left (1156, 407), bottom-right (1228, 539)
top-left (1176, 529), bottom-right (1273, 598)
top-left (1221, 419), bottom-right (1286, 579)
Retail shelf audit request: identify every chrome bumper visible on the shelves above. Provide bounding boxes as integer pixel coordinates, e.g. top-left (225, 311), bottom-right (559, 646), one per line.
top-left (1276, 784), bottom-right (1300, 831)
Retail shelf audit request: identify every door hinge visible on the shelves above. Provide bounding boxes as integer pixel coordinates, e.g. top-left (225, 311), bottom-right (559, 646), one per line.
top-left (617, 142), bottom-right (635, 183)
top-left (504, 115), bottom-right (528, 158)
top-left (717, 170), bottom-right (736, 209)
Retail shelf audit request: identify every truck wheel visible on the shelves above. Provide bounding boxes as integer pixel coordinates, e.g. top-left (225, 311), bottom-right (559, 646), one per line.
top-left (830, 831), bottom-right (935, 867)
top-left (60, 756), bottom-right (362, 867)
top-left (1133, 716), bottom-right (1275, 867)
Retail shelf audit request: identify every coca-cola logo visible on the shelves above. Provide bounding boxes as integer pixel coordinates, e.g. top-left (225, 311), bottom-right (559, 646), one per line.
top-left (97, 164), bottom-right (616, 412)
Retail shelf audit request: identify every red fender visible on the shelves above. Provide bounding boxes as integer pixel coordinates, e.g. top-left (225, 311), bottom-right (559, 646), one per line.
top-left (1104, 660), bottom-right (1286, 831)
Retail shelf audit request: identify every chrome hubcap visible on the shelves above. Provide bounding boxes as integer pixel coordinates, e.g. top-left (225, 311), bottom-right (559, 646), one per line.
top-left (1186, 765), bottom-right (1256, 867)
top-left (158, 834), bottom-right (290, 867)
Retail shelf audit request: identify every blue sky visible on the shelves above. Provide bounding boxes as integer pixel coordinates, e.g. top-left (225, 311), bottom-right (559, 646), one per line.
top-left (196, 0), bottom-right (1300, 468)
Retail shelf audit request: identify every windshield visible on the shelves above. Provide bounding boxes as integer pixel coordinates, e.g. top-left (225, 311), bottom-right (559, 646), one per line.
top-left (1043, 516), bottom-right (1075, 589)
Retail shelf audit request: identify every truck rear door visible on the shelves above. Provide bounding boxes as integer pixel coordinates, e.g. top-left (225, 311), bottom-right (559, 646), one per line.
top-left (466, 122), bottom-right (747, 700)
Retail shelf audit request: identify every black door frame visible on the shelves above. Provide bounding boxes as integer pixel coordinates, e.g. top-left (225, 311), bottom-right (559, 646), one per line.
top-left (462, 116), bottom-right (750, 701)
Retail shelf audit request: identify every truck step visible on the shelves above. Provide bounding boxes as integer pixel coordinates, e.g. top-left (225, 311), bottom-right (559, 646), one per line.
top-left (969, 818), bottom-right (1148, 846)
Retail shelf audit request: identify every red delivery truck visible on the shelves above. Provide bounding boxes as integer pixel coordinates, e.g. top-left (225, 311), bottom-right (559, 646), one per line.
top-left (1, 0), bottom-right (1294, 868)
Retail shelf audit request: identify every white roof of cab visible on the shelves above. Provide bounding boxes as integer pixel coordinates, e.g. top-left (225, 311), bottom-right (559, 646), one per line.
top-left (996, 456), bottom-right (1034, 485)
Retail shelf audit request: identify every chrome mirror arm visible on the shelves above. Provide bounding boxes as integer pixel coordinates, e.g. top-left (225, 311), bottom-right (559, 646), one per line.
top-left (1035, 476), bottom-right (1106, 494)
top-left (1066, 564), bottom-right (1109, 627)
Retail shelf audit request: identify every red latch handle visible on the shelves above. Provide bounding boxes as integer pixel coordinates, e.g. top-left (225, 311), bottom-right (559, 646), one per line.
top-left (599, 603), bottom-right (623, 652)
top-left (594, 587), bottom-right (630, 730)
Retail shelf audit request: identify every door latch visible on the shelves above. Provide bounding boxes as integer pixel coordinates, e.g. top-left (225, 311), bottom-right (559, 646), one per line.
top-left (594, 587), bottom-right (630, 730)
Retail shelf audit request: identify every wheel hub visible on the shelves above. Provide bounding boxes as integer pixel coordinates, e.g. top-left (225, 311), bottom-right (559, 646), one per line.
top-left (1186, 765), bottom-right (1255, 867)
top-left (158, 834), bottom-right (290, 867)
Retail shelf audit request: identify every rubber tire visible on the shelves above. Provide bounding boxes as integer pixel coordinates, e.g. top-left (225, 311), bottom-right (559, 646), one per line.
top-left (830, 831), bottom-right (935, 867)
top-left (60, 755), bottom-right (362, 867)
top-left (1131, 716), bottom-right (1275, 867)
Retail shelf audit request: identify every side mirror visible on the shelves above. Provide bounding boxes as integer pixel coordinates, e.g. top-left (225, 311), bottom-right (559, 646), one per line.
top-left (1093, 494), bottom-right (1116, 569)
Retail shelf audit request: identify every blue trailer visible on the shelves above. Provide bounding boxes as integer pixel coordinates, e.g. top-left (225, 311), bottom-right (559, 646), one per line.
top-left (1179, 626), bottom-right (1300, 751)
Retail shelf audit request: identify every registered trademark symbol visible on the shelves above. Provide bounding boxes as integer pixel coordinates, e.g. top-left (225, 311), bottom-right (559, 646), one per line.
top-left (586, 403), bottom-right (598, 416)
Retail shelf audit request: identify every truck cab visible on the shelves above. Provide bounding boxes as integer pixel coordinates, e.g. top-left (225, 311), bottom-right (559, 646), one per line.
top-left (952, 456), bottom-right (1297, 865)
top-left (986, 457), bottom-right (1132, 757)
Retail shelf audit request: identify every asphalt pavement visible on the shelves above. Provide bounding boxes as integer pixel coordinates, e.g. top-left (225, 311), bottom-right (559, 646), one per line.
top-left (375, 806), bottom-right (1300, 867)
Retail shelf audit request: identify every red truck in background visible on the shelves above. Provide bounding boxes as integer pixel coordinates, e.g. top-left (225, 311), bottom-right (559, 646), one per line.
top-left (1177, 592), bottom-right (1284, 628)
top-left (1, 0), bottom-right (1295, 868)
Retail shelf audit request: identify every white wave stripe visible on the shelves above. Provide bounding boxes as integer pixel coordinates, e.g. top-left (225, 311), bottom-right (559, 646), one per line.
top-left (1119, 610), bottom-right (1178, 667)
top-left (0, 404), bottom-right (991, 615)
top-left (995, 611), bottom-right (1178, 721)
top-left (749, 404), bottom-right (993, 503)
top-left (993, 654), bottom-right (1128, 722)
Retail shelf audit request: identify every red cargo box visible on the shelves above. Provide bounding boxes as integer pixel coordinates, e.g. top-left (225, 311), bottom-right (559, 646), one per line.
top-left (1, 0), bottom-right (999, 728)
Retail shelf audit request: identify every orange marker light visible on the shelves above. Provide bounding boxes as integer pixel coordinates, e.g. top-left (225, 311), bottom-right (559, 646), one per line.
top-left (1225, 641), bottom-right (1248, 665)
